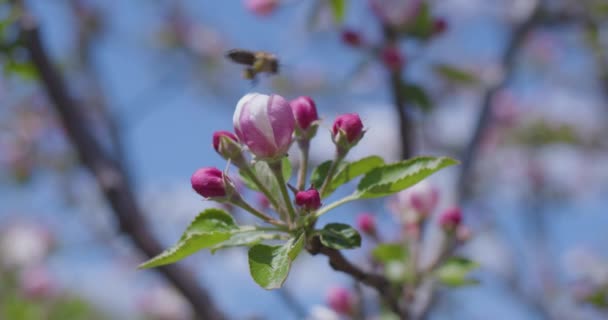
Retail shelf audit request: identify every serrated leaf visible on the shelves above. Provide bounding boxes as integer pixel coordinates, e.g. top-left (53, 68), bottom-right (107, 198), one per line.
top-left (402, 84), bottom-right (432, 112)
top-left (318, 223), bottom-right (361, 250)
top-left (328, 0), bottom-right (347, 24)
top-left (434, 64), bottom-right (479, 85)
top-left (311, 156), bottom-right (384, 198)
top-left (182, 208), bottom-right (238, 238)
top-left (327, 156), bottom-right (384, 196)
top-left (248, 233), bottom-right (304, 289)
top-left (435, 257), bottom-right (479, 287)
top-left (140, 209), bottom-right (238, 268)
top-left (210, 231), bottom-right (281, 253)
top-left (372, 243), bottom-right (408, 263)
top-left (355, 156), bottom-right (458, 199)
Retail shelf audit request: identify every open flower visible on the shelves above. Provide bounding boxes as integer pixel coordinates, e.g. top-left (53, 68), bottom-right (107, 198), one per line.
top-left (234, 93), bottom-right (295, 159)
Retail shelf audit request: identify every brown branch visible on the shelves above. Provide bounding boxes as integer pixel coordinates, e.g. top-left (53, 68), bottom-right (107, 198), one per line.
top-left (457, 5), bottom-right (543, 201)
top-left (383, 25), bottom-right (415, 160)
top-left (14, 5), bottom-right (225, 320)
top-left (307, 236), bottom-right (406, 317)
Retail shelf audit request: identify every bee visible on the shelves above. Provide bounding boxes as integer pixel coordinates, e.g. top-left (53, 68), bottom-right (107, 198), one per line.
top-left (225, 49), bottom-right (279, 82)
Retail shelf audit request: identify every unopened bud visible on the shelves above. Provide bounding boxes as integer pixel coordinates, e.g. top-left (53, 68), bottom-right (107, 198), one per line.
top-left (295, 188), bottom-right (321, 211)
top-left (439, 207), bottom-right (462, 232)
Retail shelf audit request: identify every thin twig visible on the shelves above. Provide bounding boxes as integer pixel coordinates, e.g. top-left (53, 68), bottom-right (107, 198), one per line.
top-left (307, 236), bottom-right (406, 317)
top-left (13, 4), bottom-right (225, 319)
top-left (457, 6), bottom-right (543, 201)
top-left (382, 25), bottom-right (414, 160)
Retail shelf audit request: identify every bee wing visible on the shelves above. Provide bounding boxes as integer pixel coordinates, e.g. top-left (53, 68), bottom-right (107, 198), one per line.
top-left (226, 49), bottom-right (256, 65)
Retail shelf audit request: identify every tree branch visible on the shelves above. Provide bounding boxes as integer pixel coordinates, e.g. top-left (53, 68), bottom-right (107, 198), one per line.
top-left (307, 236), bottom-right (405, 317)
top-left (14, 5), bottom-right (225, 320)
top-left (383, 25), bottom-right (414, 160)
top-left (457, 5), bottom-right (543, 201)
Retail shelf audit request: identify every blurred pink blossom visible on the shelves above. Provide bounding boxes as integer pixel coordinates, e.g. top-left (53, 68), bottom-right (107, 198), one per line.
top-left (244, 0), bottom-right (279, 17)
top-left (138, 287), bottom-right (192, 320)
top-left (20, 265), bottom-right (56, 300)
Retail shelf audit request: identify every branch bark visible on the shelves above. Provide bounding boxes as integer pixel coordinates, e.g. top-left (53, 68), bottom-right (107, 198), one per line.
top-left (383, 25), bottom-right (414, 160)
top-left (307, 236), bottom-right (405, 317)
top-left (14, 5), bottom-right (225, 320)
top-left (457, 6), bottom-right (543, 201)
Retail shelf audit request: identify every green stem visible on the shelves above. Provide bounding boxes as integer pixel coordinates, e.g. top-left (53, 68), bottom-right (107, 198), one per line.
top-left (319, 153), bottom-right (345, 197)
top-left (314, 194), bottom-right (358, 219)
top-left (296, 140), bottom-right (310, 191)
top-left (250, 226), bottom-right (290, 233)
top-left (270, 160), bottom-right (297, 227)
top-left (233, 198), bottom-right (286, 228)
top-left (241, 165), bottom-right (282, 213)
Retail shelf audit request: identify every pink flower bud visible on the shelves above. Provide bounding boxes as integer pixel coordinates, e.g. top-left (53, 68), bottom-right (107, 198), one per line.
top-left (244, 0), bottom-right (278, 16)
top-left (212, 131), bottom-right (242, 161)
top-left (341, 29), bottom-right (363, 47)
top-left (257, 193), bottom-right (270, 210)
top-left (332, 113), bottom-right (363, 146)
top-left (439, 207), bottom-right (462, 231)
top-left (290, 96), bottom-right (319, 131)
top-left (369, 0), bottom-right (421, 27)
top-left (390, 181), bottom-right (439, 221)
top-left (295, 188), bottom-right (321, 211)
top-left (433, 17), bottom-right (448, 35)
top-left (20, 266), bottom-right (55, 300)
top-left (233, 93), bottom-right (295, 159)
top-left (356, 213), bottom-right (376, 235)
top-left (191, 167), bottom-right (227, 198)
top-left (326, 286), bottom-right (354, 315)
top-left (381, 46), bottom-right (404, 71)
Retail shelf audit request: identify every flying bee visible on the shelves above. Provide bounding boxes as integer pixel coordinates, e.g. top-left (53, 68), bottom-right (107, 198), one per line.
top-left (225, 49), bottom-right (279, 83)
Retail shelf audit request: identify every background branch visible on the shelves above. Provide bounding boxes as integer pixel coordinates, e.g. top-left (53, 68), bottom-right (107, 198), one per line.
top-left (13, 4), bottom-right (225, 319)
top-left (307, 236), bottom-right (405, 317)
top-left (383, 25), bottom-right (414, 160)
top-left (457, 5), bottom-right (543, 201)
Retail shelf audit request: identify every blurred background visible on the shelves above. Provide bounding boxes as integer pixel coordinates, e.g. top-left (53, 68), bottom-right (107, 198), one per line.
top-left (1, 0), bottom-right (608, 319)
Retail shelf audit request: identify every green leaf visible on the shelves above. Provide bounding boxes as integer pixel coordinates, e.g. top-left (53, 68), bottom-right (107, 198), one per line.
top-left (403, 3), bottom-right (433, 39)
top-left (210, 231), bottom-right (282, 253)
top-left (139, 208), bottom-right (238, 268)
top-left (4, 60), bottom-right (38, 80)
top-left (248, 233), bottom-right (304, 289)
top-left (182, 208), bottom-right (238, 238)
top-left (435, 257), bottom-right (479, 287)
top-left (434, 64), bottom-right (479, 85)
top-left (402, 84), bottom-right (432, 112)
top-left (585, 288), bottom-right (608, 308)
top-left (318, 223), bottom-right (361, 250)
top-left (372, 243), bottom-right (408, 263)
top-left (327, 156), bottom-right (384, 196)
top-left (239, 158), bottom-right (291, 192)
top-left (310, 160), bottom-right (333, 189)
top-left (311, 156), bottom-right (385, 197)
top-left (384, 261), bottom-right (411, 283)
top-left (355, 156), bottom-right (458, 199)
top-left (328, 0), bottom-right (347, 23)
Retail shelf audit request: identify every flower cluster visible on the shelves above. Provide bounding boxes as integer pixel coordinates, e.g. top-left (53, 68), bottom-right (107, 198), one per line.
top-left (141, 92), bottom-right (457, 297)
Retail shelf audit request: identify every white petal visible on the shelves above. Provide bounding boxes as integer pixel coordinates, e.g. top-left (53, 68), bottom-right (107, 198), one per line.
top-left (246, 94), bottom-right (277, 147)
top-left (234, 93), bottom-right (259, 131)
